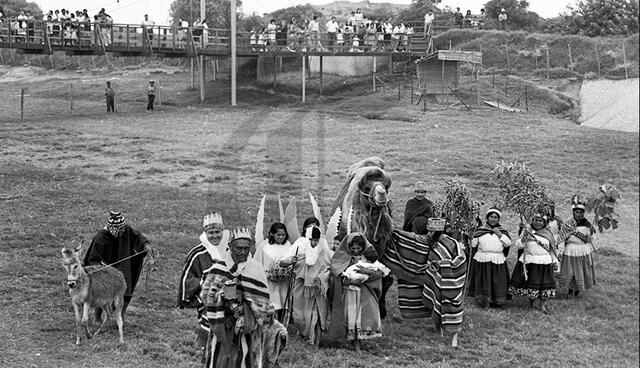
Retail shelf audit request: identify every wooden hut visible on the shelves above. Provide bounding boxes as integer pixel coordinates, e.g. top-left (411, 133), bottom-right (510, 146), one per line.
top-left (416, 50), bottom-right (482, 95)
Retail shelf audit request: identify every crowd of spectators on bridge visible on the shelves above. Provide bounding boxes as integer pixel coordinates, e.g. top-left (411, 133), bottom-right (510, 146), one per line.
top-left (248, 8), bottom-right (417, 53)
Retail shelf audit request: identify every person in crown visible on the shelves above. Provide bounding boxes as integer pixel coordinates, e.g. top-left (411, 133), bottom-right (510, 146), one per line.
top-left (177, 212), bottom-right (230, 358)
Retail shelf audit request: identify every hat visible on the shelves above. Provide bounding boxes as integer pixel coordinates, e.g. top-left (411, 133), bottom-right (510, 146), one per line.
top-left (501, 8), bottom-right (506, 12)
top-left (414, 181), bottom-right (427, 192)
top-left (230, 227), bottom-right (252, 242)
top-left (203, 212), bottom-right (223, 230)
top-left (486, 207), bottom-right (502, 218)
top-left (107, 211), bottom-right (125, 225)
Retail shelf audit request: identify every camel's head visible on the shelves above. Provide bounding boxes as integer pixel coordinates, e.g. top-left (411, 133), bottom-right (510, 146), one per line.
top-left (334, 157), bottom-right (393, 254)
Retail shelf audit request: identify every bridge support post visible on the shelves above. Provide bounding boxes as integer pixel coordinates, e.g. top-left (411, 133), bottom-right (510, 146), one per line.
top-left (373, 56), bottom-right (376, 92)
top-left (191, 59), bottom-right (195, 89)
top-left (319, 56), bottom-right (323, 97)
top-left (273, 55), bottom-right (277, 89)
top-left (231, 0), bottom-right (237, 106)
top-left (302, 55), bottom-right (306, 103)
top-left (200, 54), bottom-right (206, 102)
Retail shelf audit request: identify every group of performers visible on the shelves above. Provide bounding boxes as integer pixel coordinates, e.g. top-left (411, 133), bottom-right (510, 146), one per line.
top-left (80, 180), bottom-right (598, 367)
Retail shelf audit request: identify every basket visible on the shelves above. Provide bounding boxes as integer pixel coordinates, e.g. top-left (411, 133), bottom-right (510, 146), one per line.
top-left (427, 217), bottom-right (446, 232)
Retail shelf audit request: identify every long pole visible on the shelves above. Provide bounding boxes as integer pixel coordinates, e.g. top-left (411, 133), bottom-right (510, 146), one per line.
top-left (302, 55), bottom-right (306, 103)
top-left (622, 41), bottom-right (628, 79)
top-left (200, 0), bottom-right (206, 101)
top-left (373, 56), bottom-right (376, 92)
top-left (231, 0), bottom-right (237, 106)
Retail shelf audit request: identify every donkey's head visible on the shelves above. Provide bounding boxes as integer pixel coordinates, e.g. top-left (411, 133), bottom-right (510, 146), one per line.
top-left (61, 244), bottom-right (84, 289)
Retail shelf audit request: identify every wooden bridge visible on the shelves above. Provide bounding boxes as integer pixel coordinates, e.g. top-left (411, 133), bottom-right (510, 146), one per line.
top-left (0, 19), bottom-right (438, 58)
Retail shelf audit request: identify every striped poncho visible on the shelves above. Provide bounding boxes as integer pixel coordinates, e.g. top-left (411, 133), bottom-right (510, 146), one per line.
top-left (384, 230), bottom-right (467, 332)
top-left (201, 255), bottom-right (271, 368)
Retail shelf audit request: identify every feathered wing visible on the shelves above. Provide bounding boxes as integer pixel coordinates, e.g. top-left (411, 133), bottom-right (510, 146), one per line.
top-left (278, 193), bottom-right (285, 223)
top-left (308, 193), bottom-right (325, 234)
top-left (284, 197), bottom-right (301, 243)
top-left (254, 194), bottom-right (266, 247)
top-left (325, 207), bottom-right (342, 243)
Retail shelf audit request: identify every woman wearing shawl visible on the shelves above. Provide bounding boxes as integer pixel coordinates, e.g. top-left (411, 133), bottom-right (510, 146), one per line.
top-left (468, 207), bottom-right (512, 308)
top-left (402, 181), bottom-right (435, 234)
top-left (328, 233), bottom-right (384, 352)
top-left (557, 199), bottom-right (597, 298)
top-left (509, 213), bottom-right (559, 314)
top-left (279, 225), bottom-right (332, 345)
top-left (254, 222), bottom-right (293, 321)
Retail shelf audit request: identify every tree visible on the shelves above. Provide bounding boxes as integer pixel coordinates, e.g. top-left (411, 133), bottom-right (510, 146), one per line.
top-left (484, 0), bottom-right (540, 30)
top-left (0, 0), bottom-right (42, 18)
top-left (169, 0), bottom-right (242, 28)
top-left (562, 0), bottom-right (639, 36)
top-left (397, 0), bottom-right (441, 23)
top-left (265, 4), bottom-right (322, 25)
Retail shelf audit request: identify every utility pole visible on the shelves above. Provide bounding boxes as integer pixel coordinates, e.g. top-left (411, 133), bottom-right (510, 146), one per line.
top-left (200, 0), bottom-right (206, 101)
top-left (231, 0), bottom-right (237, 106)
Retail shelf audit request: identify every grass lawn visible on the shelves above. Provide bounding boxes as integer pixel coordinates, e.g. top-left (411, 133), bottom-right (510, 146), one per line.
top-left (0, 71), bottom-right (638, 368)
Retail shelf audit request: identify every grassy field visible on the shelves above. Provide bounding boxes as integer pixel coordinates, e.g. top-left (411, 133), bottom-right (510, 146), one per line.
top-left (0, 69), bottom-right (638, 368)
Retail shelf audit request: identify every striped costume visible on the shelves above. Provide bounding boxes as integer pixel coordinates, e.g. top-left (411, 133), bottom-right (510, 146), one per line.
top-left (384, 230), bottom-right (467, 333)
top-left (201, 255), bottom-right (271, 368)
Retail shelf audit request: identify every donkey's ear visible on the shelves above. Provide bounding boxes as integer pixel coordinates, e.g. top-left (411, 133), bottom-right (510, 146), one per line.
top-left (60, 247), bottom-right (68, 257)
top-left (74, 242), bottom-right (83, 254)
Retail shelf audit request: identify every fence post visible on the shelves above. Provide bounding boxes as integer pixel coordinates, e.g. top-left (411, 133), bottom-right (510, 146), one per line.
top-left (0, 50), bottom-right (4, 64)
top-left (622, 41), bottom-right (628, 79)
top-left (398, 85), bottom-right (401, 101)
top-left (69, 83), bottom-right (73, 114)
top-left (373, 56), bottom-right (377, 92)
top-left (545, 48), bottom-right (550, 79)
top-left (158, 79), bottom-right (162, 106)
top-left (567, 43), bottom-right (573, 73)
top-left (21, 88), bottom-right (24, 119)
top-left (505, 44), bottom-right (510, 70)
top-left (504, 73), bottom-right (508, 96)
top-left (411, 79), bottom-right (414, 104)
top-left (476, 69), bottom-right (480, 107)
top-left (594, 43), bottom-right (601, 77)
top-left (423, 91), bottom-right (426, 112)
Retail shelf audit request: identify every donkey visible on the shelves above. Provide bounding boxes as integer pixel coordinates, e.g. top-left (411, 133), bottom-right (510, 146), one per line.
top-left (61, 244), bottom-right (126, 345)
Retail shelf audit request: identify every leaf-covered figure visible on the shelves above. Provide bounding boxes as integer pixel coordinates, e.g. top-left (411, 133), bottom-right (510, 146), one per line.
top-left (434, 180), bottom-right (481, 246)
top-left (583, 184), bottom-right (621, 233)
top-left (489, 161), bottom-right (554, 224)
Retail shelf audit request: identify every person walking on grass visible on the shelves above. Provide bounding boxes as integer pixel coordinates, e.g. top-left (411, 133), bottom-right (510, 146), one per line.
top-left (147, 80), bottom-right (156, 110)
top-left (105, 81), bottom-right (115, 113)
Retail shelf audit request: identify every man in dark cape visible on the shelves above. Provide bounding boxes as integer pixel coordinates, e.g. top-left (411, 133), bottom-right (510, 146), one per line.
top-left (402, 181), bottom-right (435, 234)
top-left (83, 211), bottom-right (149, 314)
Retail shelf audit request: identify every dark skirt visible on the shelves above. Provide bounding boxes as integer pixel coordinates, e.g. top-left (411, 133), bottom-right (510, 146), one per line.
top-left (468, 260), bottom-right (510, 305)
top-left (509, 261), bottom-right (556, 299)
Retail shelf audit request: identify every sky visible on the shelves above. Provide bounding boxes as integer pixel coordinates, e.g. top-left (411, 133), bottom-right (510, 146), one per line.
top-left (33, 0), bottom-right (577, 24)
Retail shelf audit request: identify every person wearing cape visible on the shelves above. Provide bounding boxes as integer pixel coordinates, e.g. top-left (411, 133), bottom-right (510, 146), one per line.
top-left (327, 233), bottom-right (385, 352)
top-left (557, 198), bottom-right (597, 298)
top-left (279, 224), bottom-right (332, 346)
top-left (509, 213), bottom-right (559, 314)
top-left (468, 207), bottom-right (512, 308)
top-left (83, 211), bottom-right (149, 317)
top-left (177, 212), bottom-right (230, 353)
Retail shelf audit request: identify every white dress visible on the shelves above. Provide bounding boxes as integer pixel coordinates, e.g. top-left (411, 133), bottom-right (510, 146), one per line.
top-left (254, 239), bottom-right (292, 310)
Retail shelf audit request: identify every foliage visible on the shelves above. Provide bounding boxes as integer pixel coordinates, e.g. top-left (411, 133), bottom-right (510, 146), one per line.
top-left (265, 4), bottom-right (322, 25)
top-left (366, 7), bottom-right (395, 22)
top-left (484, 0), bottom-right (540, 30)
top-left (238, 13), bottom-right (264, 32)
top-left (490, 161), bottom-right (553, 223)
top-left (0, 0), bottom-right (42, 18)
top-left (562, 0), bottom-right (639, 36)
top-left (397, 0), bottom-right (441, 23)
top-left (434, 180), bottom-right (481, 243)
top-left (169, 0), bottom-right (243, 28)
top-left (584, 184), bottom-right (622, 232)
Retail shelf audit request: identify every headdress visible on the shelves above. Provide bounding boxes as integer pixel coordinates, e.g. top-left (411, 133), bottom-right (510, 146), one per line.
top-left (531, 212), bottom-right (548, 225)
top-left (107, 211), bottom-right (125, 225)
top-left (230, 227), bottom-right (252, 242)
top-left (203, 212), bottom-right (224, 230)
top-left (486, 206), bottom-right (502, 218)
top-left (414, 181), bottom-right (427, 192)
top-left (571, 195), bottom-right (586, 211)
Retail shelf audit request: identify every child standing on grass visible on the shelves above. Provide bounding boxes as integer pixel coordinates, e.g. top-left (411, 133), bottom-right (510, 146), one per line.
top-left (147, 80), bottom-right (155, 110)
top-left (105, 81), bottom-right (115, 113)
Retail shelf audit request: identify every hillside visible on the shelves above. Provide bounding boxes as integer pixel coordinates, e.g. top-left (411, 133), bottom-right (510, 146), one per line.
top-left (311, 0), bottom-right (409, 19)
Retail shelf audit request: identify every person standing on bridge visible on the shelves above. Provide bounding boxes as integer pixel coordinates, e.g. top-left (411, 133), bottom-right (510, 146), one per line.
top-left (105, 81), bottom-right (115, 113)
top-left (147, 80), bottom-right (156, 111)
top-left (142, 14), bottom-right (155, 41)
